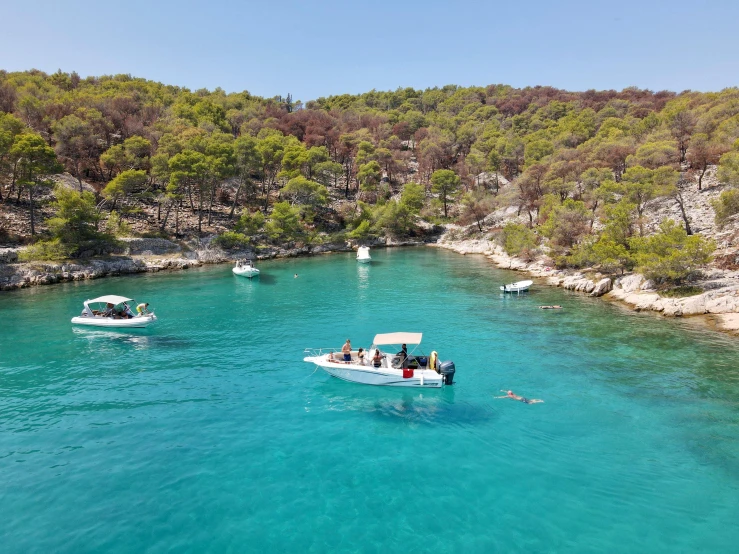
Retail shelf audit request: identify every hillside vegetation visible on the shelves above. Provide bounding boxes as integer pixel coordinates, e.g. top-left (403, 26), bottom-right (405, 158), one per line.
top-left (2, 69), bottom-right (739, 283)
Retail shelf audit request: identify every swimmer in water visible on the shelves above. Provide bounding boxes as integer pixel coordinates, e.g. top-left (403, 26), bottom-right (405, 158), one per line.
top-left (495, 390), bottom-right (544, 404)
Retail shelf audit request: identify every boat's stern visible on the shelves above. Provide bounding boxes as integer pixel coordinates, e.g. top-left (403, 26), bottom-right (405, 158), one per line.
top-left (439, 360), bottom-right (456, 385)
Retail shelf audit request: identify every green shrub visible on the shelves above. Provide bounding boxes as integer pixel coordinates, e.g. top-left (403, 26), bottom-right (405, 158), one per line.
top-left (661, 286), bottom-right (703, 298)
top-left (235, 211), bottom-right (265, 235)
top-left (106, 211), bottom-right (132, 237)
top-left (372, 201), bottom-right (416, 237)
top-left (265, 202), bottom-right (303, 241)
top-left (347, 219), bottom-right (372, 240)
top-left (539, 198), bottom-right (590, 249)
top-left (566, 236), bottom-right (635, 274)
top-left (711, 189), bottom-right (739, 227)
top-left (19, 238), bottom-right (73, 261)
top-left (630, 219), bottom-right (715, 283)
top-left (500, 222), bottom-right (537, 256)
top-left (212, 231), bottom-right (250, 250)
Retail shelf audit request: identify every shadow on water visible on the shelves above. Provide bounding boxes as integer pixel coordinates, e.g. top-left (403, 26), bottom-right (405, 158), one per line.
top-left (256, 274), bottom-right (278, 285)
top-left (315, 382), bottom-right (496, 427)
top-left (232, 273), bottom-right (277, 285)
top-left (71, 328), bottom-right (192, 349)
top-left (249, 273), bottom-right (277, 285)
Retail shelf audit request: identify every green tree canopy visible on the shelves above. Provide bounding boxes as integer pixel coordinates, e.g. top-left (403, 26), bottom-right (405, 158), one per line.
top-left (11, 133), bottom-right (62, 234)
top-left (280, 176), bottom-right (328, 207)
top-left (630, 219), bottom-right (715, 283)
top-left (430, 169), bottom-right (461, 218)
top-left (265, 201), bottom-right (302, 241)
top-left (102, 169), bottom-right (148, 209)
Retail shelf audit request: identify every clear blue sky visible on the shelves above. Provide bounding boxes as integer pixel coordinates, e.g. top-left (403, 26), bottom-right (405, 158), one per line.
top-left (1, 0), bottom-right (737, 101)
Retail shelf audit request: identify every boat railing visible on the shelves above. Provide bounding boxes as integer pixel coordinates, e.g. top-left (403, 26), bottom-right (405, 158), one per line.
top-left (304, 347), bottom-right (377, 366)
top-left (303, 347), bottom-right (337, 358)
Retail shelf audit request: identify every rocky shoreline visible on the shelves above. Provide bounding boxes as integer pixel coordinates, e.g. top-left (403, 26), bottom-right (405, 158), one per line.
top-left (4, 233), bottom-right (739, 336)
top-left (0, 236), bottom-right (430, 292)
top-left (433, 237), bottom-right (739, 336)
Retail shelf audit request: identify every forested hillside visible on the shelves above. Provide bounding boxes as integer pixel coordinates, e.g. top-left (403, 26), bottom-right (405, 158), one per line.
top-left (2, 69), bottom-right (739, 282)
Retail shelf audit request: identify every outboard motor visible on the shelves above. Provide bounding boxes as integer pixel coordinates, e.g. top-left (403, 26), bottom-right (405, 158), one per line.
top-left (439, 360), bottom-right (456, 385)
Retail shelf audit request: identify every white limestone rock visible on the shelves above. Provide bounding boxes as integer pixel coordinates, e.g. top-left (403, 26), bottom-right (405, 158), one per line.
top-left (617, 274), bottom-right (644, 293)
top-left (591, 278), bottom-right (613, 297)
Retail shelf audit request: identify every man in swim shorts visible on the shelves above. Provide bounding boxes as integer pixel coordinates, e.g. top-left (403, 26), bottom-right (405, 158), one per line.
top-left (342, 339), bottom-right (352, 362)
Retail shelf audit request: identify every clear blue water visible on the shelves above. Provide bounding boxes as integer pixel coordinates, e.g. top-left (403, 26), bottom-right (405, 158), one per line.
top-left (1, 247), bottom-right (738, 553)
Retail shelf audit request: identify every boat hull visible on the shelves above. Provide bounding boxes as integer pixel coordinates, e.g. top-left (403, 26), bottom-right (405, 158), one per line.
top-left (500, 279), bottom-right (533, 293)
top-left (304, 355), bottom-right (443, 388)
top-left (71, 314), bottom-right (157, 328)
top-left (233, 267), bottom-right (260, 278)
top-left (356, 247), bottom-right (371, 263)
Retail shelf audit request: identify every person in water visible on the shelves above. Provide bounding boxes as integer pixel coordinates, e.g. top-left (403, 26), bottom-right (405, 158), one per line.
top-left (495, 390), bottom-right (544, 404)
top-left (341, 339), bottom-right (352, 362)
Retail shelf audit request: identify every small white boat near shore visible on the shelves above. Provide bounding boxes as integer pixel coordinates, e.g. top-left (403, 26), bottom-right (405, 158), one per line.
top-left (500, 279), bottom-right (533, 294)
top-left (304, 332), bottom-right (456, 388)
top-left (356, 246), bottom-right (371, 264)
top-left (233, 259), bottom-right (260, 278)
top-left (71, 295), bottom-right (157, 328)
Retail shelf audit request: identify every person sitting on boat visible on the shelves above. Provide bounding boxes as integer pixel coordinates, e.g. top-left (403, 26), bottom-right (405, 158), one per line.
top-left (495, 390), bottom-right (544, 404)
top-left (372, 349), bottom-right (383, 368)
top-left (115, 303), bottom-right (133, 319)
top-left (342, 339), bottom-right (352, 362)
top-left (103, 303), bottom-right (115, 317)
top-left (136, 302), bottom-right (150, 315)
top-left (357, 348), bottom-right (365, 364)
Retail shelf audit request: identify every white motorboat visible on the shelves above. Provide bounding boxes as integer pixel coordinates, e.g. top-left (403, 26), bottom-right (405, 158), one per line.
top-left (233, 259), bottom-right (260, 278)
top-left (500, 279), bottom-right (533, 293)
top-left (304, 332), bottom-right (456, 388)
top-left (356, 246), bottom-right (371, 263)
top-left (71, 295), bottom-right (157, 328)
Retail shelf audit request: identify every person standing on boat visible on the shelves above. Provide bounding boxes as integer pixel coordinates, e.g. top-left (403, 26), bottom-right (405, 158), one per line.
top-left (357, 348), bottom-right (365, 364)
top-left (372, 349), bottom-right (383, 368)
top-left (342, 339), bottom-right (352, 362)
top-left (136, 302), bottom-right (150, 315)
top-left (397, 343), bottom-right (409, 368)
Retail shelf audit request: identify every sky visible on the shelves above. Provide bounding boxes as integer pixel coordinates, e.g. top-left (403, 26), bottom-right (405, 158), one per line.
top-left (1, 0), bottom-right (738, 101)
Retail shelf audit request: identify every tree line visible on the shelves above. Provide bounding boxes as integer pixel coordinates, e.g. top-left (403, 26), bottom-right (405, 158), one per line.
top-left (2, 69), bottom-right (739, 282)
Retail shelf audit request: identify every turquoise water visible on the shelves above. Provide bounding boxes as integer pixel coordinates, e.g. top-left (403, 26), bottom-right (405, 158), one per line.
top-left (1, 247), bottom-right (739, 553)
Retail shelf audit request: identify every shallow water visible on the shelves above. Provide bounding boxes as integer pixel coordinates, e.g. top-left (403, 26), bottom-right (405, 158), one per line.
top-left (1, 248), bottom-right (738, 553)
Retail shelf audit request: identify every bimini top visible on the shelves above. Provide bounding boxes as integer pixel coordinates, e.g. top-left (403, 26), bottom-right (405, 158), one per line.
top-left (85, 295), bottom-right (134, 305)
top-left (373, 332), bottom-right (422, 346)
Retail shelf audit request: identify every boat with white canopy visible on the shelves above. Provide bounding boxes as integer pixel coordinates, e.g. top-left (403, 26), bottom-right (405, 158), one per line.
top-left (356, 246), bottom-right (371, 264)
top-left (303, 332), bottom-right (456, 388)
top-left (500, 279), bottom-right (533, 294)
top-left (71, 295), bottom-right (157, 328)
top-left (233, 259), bottom-right (260, 278)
